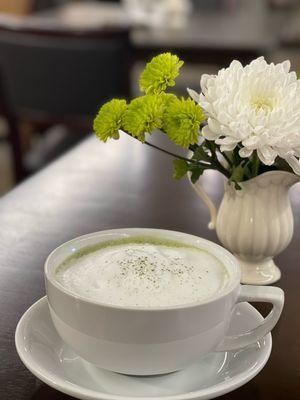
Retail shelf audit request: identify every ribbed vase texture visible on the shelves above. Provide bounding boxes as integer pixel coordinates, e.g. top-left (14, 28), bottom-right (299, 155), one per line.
top-left (216, 172), bottom-right (299, 262)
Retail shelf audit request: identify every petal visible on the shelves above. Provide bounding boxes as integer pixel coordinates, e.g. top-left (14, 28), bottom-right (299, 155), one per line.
top-left (281, 59), bottom-right (291, 73)
top-left (220, 143), bottom-right (237, 152)
top-left (229, 59), bottom-right (242, 71)
top-left (187, 88), bottom-right (200, 103)
top-left (200, 74), bottom-right (214, 92)
top-left (242, 136), bottom-right (260, 149)
top-left (217, 111), bottom-right (231, 125)
top-left (249, 56), bottom-right (267, 68)
top-left (216, 136), bottom-right (238, 145)
top-left (199, 98), bottom-right (214, 115)
top-left (239, 147), bottom-right (253, 158)
top-left (207, 118), bottom-right (221, 134)
top-left (284, 155), bottom-right (300, 175)
top-left (257, 146), bottom-right (277, 165)
top-left (202, 125), bottom-right (219, 140)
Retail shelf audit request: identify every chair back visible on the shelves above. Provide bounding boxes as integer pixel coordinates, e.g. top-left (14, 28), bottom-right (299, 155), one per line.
top-left (0, 25), bottom-right (131, 119)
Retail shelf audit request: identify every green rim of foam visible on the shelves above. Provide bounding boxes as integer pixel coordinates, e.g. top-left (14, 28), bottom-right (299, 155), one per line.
top-left (56, 235), bottom-right (202, 274)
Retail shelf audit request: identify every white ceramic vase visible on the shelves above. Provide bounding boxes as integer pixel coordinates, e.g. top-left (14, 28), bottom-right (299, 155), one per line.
top-left (191, 171), bottom-right (300, 285)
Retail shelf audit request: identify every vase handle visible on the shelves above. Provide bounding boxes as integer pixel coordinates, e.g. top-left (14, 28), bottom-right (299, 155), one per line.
top-left (188, 174), bottom-right (218, 230)
top-left (216, 285), bottom-right (284, 351)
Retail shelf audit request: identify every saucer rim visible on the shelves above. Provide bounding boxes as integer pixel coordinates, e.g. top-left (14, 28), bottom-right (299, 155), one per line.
top-left (15, 296), bottom-right (272, 400)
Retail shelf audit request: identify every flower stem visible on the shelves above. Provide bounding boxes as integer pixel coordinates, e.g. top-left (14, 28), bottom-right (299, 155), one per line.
top-left (211, 158), bottom-right (231, 178)
top-left (251, 151), bottom-right (260, 177)
top-left (127, 132), bottom-right (231, 177)
top-left (208, 145), bottom-right (231, 177)
top-left (221, 151), bottom-right (232, 166)
top-left (144, 140), bottom-right (209, 168)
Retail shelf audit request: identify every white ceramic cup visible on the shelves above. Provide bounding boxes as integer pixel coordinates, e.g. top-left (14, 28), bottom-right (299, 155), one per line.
top-left (45, 228), bottom-right (284, 375)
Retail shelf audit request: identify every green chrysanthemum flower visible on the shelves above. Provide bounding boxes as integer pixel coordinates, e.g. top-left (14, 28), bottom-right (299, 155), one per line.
top-left (163, 98), bottom-right (204, 148)
top-left (139, 53), bottom-right (184, 94)
top-left (123, 94), bottom-right (166, 141)
top-left (163, 92), bottom-right (177, 106)
top-left (93, 99), bottom-right (127, 142)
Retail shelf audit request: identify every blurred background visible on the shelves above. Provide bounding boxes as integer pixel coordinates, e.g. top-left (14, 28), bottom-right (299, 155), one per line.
top-left (0, 0), bottom-right (300, 196)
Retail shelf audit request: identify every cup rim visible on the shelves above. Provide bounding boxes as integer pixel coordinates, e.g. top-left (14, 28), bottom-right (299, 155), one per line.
top-left (45, 228), bottom-right (241, 312)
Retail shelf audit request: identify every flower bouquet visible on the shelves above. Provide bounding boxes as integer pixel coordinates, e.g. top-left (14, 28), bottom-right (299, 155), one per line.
top-left (93, 53), bottom-right (300, 285)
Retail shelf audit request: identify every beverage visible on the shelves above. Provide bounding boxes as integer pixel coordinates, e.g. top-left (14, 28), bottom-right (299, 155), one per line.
top-left (55, 236), bottom-right (229, 308)
top-left (46, 229), bottom-right (284, 375)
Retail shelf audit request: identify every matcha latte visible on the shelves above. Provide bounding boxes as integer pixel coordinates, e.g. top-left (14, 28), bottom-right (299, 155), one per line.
top-left (55, 237), bottom-right (229, 308)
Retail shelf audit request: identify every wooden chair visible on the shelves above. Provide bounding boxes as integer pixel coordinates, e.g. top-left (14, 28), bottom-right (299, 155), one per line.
top-left (0, 22), bottom-right (131, 181)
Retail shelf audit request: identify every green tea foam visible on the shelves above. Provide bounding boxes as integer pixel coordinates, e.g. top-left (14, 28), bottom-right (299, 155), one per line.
top-left (55, 238), bottom-right (229, 308)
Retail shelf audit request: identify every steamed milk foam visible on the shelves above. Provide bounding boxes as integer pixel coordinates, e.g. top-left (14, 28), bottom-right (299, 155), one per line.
top-left (55, 237), bottom-right (229, 308)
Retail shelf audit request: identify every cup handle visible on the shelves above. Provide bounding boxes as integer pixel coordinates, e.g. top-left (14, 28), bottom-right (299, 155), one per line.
top-left (216, 285), bottom-right (284, 351)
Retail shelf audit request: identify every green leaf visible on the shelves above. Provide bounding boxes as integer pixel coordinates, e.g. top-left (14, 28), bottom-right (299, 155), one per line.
top-left (232, 146), bottom-right (241, 165)
top-left (139, 53), bottom-right (184, 94)
top-left (188, 163), bottom-right (206, 183)
top-left (173, 159), bottom-right (189, 179)
top-left (173, 159), bottom-right (206, 182)
top-left (230, 165), bottom-right (244, 181)
top-left (203, 139), bottom-right (218, 157)
top-left (229, 164), bottom-right (245, 189)
top-left (190, 167), bottom-right (204, 184)
top-left (192, 145), bottom-right (210, 162)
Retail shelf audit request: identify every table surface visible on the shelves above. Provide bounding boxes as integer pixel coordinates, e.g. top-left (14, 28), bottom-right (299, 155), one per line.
top-left (0, 134), bottom-right (300, 399)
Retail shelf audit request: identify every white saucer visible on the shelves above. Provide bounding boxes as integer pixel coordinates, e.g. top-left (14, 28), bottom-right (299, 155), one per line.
top-left (15, 297), bottom-right (272, 400)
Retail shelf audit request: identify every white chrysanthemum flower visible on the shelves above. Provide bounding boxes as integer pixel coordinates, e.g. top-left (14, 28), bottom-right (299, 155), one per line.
top-left (188, 57), bottom-right (300, 174)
